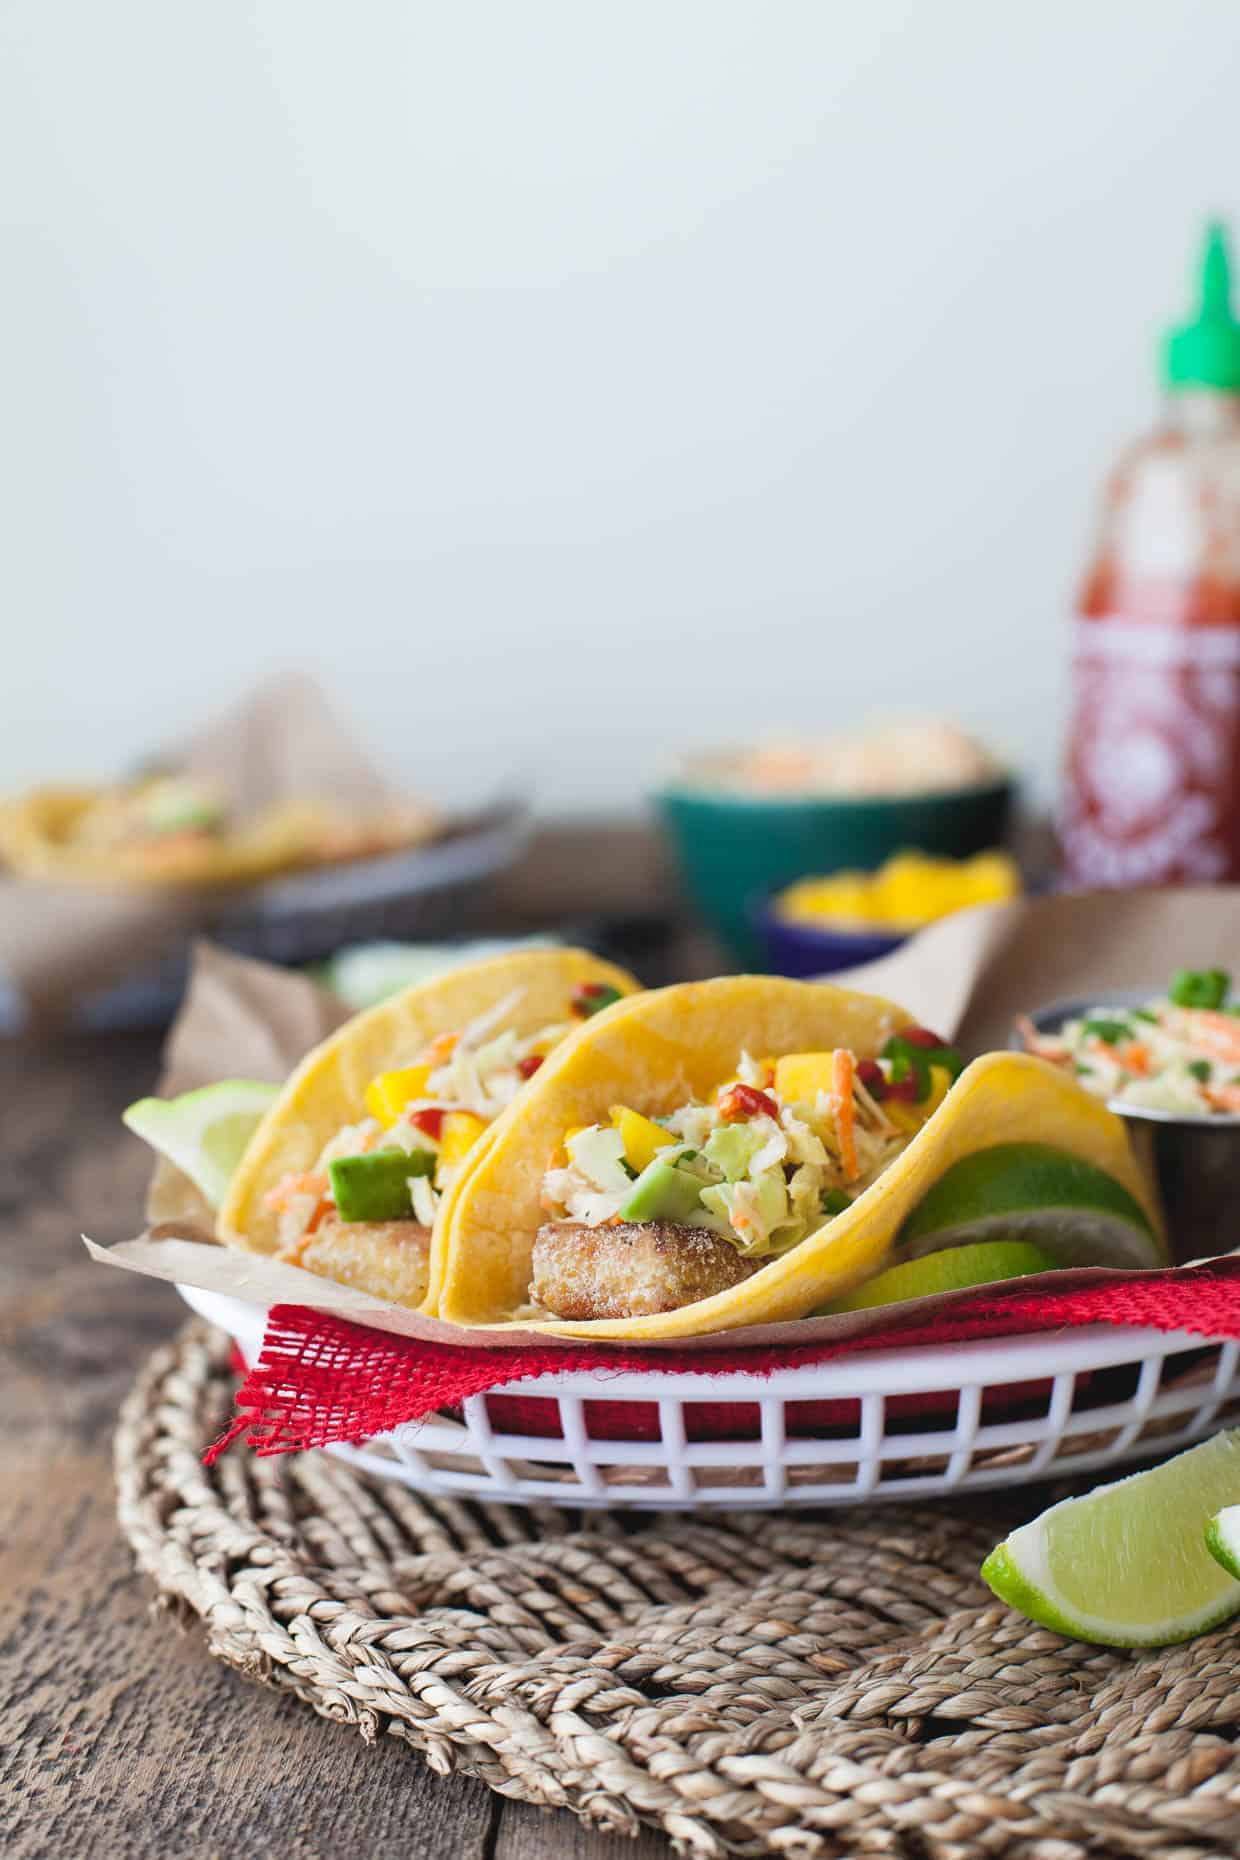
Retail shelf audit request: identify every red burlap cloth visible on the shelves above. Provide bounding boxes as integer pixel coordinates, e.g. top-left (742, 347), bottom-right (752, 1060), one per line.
top-left (206, 1260), bottom-right (1240, 1461)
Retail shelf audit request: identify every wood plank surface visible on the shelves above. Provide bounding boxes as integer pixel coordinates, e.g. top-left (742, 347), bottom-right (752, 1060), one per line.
top-left (0, 1030), bottom-right (671, 1859)
top-left (495, 1803), bottom-right (672, 1860)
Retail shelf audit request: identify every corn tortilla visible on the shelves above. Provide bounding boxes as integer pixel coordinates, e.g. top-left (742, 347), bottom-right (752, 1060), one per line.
top-left (436, 976), bottom-right (1165, 1339)
top-left (217, 947), bottom-right (640, 1312)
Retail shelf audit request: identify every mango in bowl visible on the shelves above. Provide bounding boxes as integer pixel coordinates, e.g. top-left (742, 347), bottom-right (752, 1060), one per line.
top-left (758, 850), bottom-right (1022, 976)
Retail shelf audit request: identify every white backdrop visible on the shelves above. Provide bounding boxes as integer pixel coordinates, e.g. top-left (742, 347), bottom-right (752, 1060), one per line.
top-left (3, 1), bottom-right (1238, 814)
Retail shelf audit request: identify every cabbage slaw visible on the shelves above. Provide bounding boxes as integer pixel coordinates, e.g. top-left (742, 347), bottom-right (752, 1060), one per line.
top-left (1019, 968), bottom-right (1240, 1118)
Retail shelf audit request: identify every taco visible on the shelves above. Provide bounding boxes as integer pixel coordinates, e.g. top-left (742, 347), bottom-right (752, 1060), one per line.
top-left (0, 776), bottom-right (437, 888)
top-left (208, 947), bottom-right (639, 1310)
top-left (435, 976), bottom-right (1165, 1339)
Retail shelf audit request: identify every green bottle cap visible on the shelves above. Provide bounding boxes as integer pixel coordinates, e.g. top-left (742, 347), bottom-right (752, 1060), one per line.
top-left (1164, 221), bottom-right (1240, 392)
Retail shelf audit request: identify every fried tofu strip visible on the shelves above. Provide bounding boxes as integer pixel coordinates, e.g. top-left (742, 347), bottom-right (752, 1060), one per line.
top-left (283, 1216), bottom-right (432, 1310)
top-left (531, 1220), bottom-right (755, 1321)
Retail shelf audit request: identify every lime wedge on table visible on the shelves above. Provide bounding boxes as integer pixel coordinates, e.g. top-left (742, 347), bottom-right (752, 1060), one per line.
top-left (982, 1432), bottom-right (1240, 1647)
top-left (123, 1079), bottom-right (279, 1209)
top-left (897, 1143), bottom-right (1164, 1270)
top-left (820, 1239), bottom-right (1057, 1314)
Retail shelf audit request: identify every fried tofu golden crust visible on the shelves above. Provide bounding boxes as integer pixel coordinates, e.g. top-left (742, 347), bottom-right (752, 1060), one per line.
top-left (530, 1220), bottom-right (756, 1321)
top-left (284, 1216), bottom-right (431, 1309)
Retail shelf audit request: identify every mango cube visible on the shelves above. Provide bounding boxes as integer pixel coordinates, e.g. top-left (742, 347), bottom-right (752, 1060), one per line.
top-left (883, 1100), bottom-right (921, 1136)
top-left (365, 1065), bottom-right (431, 1126)
top-left (437, 1110), bottom-right (488, 1171)
top-left (773, 1053), bottom-right (838, 1104)
top-left (610, 1104), bottom-right (674, 1173)
top-left (924, 1064), bottom-right (953, 1115)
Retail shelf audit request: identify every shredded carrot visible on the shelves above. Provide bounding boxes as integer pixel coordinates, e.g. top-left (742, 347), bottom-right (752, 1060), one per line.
top-left (427, 1031), bottom-right (459, 1065)
top-left (1206, 1084), bottom-right (1240, 1113)
top-left (1117, 1042), bottom-right (1151, 1075)
top-left (264, 1170), bottom-right (328, 1213)
top-left (1180, 1011), bottom-right (1240, 1065)
top-left (833, 1049), bottom-right (858, 1181)
top-left (1016, 1013), bottom-right (1069, 1062)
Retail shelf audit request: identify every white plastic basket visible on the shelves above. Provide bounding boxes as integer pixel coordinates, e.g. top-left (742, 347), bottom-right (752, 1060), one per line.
top-left (180, 1284), bottom-right (1240, 1511)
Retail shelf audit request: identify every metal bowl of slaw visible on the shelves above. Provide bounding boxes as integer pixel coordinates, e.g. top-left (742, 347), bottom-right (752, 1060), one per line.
top-left (1014, 992), bottom-right (1240, 1266)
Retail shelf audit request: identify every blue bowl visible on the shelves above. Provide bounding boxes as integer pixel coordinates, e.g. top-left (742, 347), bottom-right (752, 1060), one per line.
top-left (755, 903), bottom-right (910, 977)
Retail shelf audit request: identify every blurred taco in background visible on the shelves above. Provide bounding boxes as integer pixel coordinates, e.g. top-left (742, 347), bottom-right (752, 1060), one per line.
top-left (435, 976), bottom-right (1166, 1340)
top-left (0, 775), bottom-right (438, 888)
top-left (124, 947), bottom-right (639, 1311)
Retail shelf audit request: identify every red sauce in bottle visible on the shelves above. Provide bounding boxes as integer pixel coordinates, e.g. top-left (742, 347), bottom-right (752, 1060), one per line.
top-left (1063, 225), bottom-right (1240, 885)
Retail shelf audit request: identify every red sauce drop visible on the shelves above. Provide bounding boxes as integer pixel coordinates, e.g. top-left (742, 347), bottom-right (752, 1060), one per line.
top-left (717, 1083), bottom-right (779, 1122)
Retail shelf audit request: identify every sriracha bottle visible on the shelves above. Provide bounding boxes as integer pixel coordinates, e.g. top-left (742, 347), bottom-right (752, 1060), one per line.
top-left (1063, 223), bottom-right (1240, 885)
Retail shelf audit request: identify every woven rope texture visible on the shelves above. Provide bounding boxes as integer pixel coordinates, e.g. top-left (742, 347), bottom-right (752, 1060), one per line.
top-left (116, 1323), bottom-right (1240, 1859)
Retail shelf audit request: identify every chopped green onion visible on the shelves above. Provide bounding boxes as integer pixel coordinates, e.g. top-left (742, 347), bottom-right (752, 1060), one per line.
top-left (1188, 1060), bottom-right (1212, 1083)
top-left (881, 1036), bottom-right (964, 1095)
top-left (929, 1046), bottom-right (965, 1081)
top-left (1073, 1062), bottom-right (1093, 1076)
top-left (571, 981), bottom-right (624, 1018)
top-left (880, 1033), bottom-right (965, 1101)
top-left (1082, 1018), bottom-right (1132, 1046)
top-left (1132, 1008), bottom-right (1159, 1025)
top-left (1168, 968), bottom-right (1230, 1010)
top-left (881, 1037), bottom-right (931, 1099)
top-left (821, 1188), bottom-right (853, 1216)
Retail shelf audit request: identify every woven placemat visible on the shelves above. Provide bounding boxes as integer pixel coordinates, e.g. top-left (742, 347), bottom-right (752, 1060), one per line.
top-left (116, 1322), bottom-right (1240, 1859)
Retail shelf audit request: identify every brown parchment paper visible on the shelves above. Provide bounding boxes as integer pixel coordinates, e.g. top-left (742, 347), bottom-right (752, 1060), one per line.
top-left (176, 671), bottom-right (398, 819)
top-left (0, 674), bottom-right (402, 1020)
top-left (87, 900), bottom-right (1240, 1354)
top-left (843, 885), bottom-right (1240, 1053)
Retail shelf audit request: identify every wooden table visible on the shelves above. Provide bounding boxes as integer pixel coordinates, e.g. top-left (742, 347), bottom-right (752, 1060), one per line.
top-left (1, 1028), bottom-right (670, 1859)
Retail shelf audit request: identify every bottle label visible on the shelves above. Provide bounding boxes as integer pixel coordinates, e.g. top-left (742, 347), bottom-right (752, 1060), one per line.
top-left (1062, 615), bottom-right (1240, 885)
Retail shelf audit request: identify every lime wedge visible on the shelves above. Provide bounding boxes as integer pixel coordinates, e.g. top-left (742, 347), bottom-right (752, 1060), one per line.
top-left (1206, 1505), bottom-right (1240, 1579)
top-left (897, 1142), bottom-right (1163, 1270)
top-left (123, 1079), bottom-right (280, 1209)
top-left (983, 1431), bottom-right (1240, 1646)
top-left (819, 1239), bottom-right (1056, 1314)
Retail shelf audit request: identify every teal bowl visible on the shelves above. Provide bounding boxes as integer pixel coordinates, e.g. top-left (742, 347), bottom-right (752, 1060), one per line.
top-left (655, 778), bottom-right (1015, 964)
